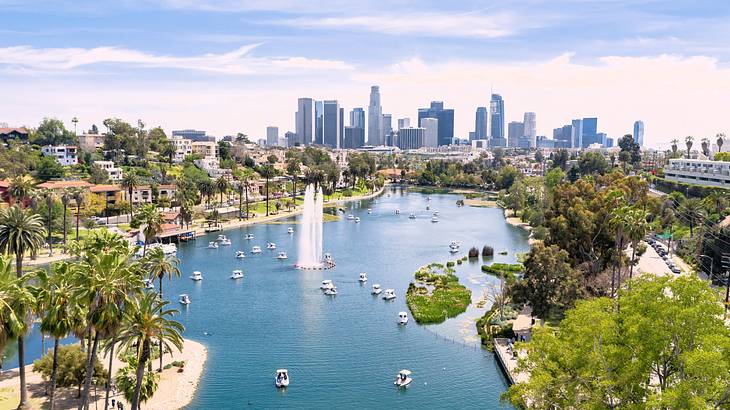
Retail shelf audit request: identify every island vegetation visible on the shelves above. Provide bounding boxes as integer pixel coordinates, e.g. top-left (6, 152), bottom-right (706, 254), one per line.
top-left (405, 263), bottom-right (472, 324)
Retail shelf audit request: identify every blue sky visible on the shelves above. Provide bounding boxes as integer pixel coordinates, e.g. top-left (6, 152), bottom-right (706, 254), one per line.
top-left (1, 0), bottom-right (729, 147)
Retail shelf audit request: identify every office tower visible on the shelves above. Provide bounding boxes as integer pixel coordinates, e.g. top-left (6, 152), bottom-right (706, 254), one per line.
top-left (295, 98), bottom-right (315, 145)
top-left (172, 129), bottom-right (209, 142)
top-left (343, 127), bottom-right (365, 149)
top-left (266, 126), bottom-right (279, 146)
top-left (382, 114), bottom-right (392, 142)
top-left (475, 107), bottom-right (488, 140)
top-left (523, 112), bottom-right (536, 148)
top-left (339, 107), bottom-right (344, 148)
top-left (571, 119), bottom-right (583, 148)
top-left (489, 94), bottom-right (506, 147)
top-left (284, 131), bottom-right (296, 147)
top-left (508, 121), bottom-right (524, 148)
top-left (397, 118), bottom-right (410, 129)
top-left (397, 127), bottom-right (425, 150)
top-left (598, 133), bottom-right (608, 147)
top-left (322, 100), bottom-right (341, 148)
top-left (633, 121), bottom-right (644, 146)
top-left (385, 130), bottom-right (398, 147)
top-left (605, 137), bottom-right (614, 148)
top-left (368, 86), bottom-right (383, 146)
top-left (553, 124), bottom-right (573, 149)
top-left (420, 118), bottom-right (438, 148)
top-left (581, 117), bottom-right (598, 148)
top-left (315, 101), bottom-right (324, 145)
top-left (350, 108), bottom-right (365, 128)
top-left (417, 101), bottom-right (454, 146)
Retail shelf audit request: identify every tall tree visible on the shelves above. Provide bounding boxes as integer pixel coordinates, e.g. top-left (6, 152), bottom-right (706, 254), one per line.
top-left (625, 207), bottom-right (649, 281)
top-left (0, 206), bottom-right (45, 409)
top-left (680, 198), bottom-right (706, 238)
top-left (286, 158), bottom-right (301, 204)
top-left (138, 204), bottom-right (164, 256)
top-left (215, 175), bottom-right (230, 206)
top-left (71, 187), bottom-right (85, 241)
top-left (685, 135), bottom-right (694, 159)
top-left (42, 189), bottom-right (55, 256)
top-left (142, 247), bottom-right (181, 371)
top-left (717, 133), bottom-right (725, 153)
top-left (8, 175), bottom-right (35, 206)
top-left (60, 189), bottom-right (71, 253)
top-left (259, 165), bottom-right (276, 216)
top-left (121, 171), bottom-right (141, 221)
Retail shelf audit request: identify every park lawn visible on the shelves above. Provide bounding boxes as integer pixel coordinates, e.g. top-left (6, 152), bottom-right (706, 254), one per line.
top-left (406, 264), bottom-right (472, 324)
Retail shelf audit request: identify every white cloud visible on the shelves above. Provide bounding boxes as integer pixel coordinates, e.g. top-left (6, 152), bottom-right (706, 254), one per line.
top-left (0, 44), bottom-right (353, 74)
top-left (271, 12), bottom-right (522, 39)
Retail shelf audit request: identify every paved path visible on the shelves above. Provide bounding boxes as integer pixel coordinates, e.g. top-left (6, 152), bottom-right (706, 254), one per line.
top-left (494, 338), bottom-right (529, 384)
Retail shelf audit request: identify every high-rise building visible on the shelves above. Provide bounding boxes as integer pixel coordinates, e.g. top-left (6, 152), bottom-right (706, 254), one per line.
top-left (523, 112), bottom-right (536, 148)
top-left (633, 120), bottom-right (644, 146)
top-left (322, 100), bottom-right (341, 148)
top-left (489, 94), bottom-right (506, 147)
top-left (343, 127), bottom-right (365, 149)
top-left (314, 101), bottom-right (324, 145)
top-left (295, 98), bottom-right (315, 146)
top-left (350, 108), bottom-right (365, 128)
top-left (172, 129), bottom-right (210, 142)
top-left (553, 124), bottom-right (573, 149)
top-left (420, 118), bottom-right (438, 148)
top-left (397, 127), bottom-right (425, 150)
top-left (284, 131), bottom-right (296, 147)
top-left (339, 107), bottom-right (344, 147)
top-left (581, 117), bottom-right (599, 148)
top-left (382, 114), bottom-right (392, 142)
top-left (508, 121), bottom-right (524, 148)
top-left (571, 119), bottom-right (583, 148)
top-left (475, 107), bottom-right (488, 141)
top-left (266, 126), bottom-right (279, 146)
top-left (397, 118), bottom-right (410, 129)
top-left (368, 86), bottom-right (383, 146)
top-left (417, 101), bottom-right (454, 146)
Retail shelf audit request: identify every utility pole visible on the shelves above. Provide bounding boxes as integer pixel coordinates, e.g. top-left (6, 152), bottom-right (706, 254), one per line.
top-left (722, 254), bottom-right (730, 319)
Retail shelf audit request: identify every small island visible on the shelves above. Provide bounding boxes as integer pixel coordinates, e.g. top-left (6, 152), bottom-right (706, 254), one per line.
top-left (406, 263), bottom-right (472, 324)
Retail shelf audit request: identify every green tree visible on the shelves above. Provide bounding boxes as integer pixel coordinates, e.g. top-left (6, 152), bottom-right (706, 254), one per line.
top-left (59, 189), bottom-right (72, 253)
top-left (89, 163), bottom-right (110, 184)
top-left (35, 155), bottom-right (65, 181)
top-left (0, 206), bottom-right (45, 408)
top-left (32, 117), bottom-right (75, 146)
top-left (71, 187), bottom-right (85, 241)
top-left (286, 158), bottom-right (301, 203)
top-left (497, 165), bottom-right (520, 190)
top-left (578, 151), bottom-right (609, 175)
top-left (115, 358), bottom-right (159, 407)
top-left (116, 293), bottom-right (184, 410)
top-left (215, 175), bottom-right (230, 205)
top-left (142, 247), bottom-right (181, 371)
top-left (33, 344), bottom-right (107, 399)
top-left (121, 171), bottom-right (141, 221)
top-left (259, 165), bottom-right (276, 216)
top-left (197, 178), bottom-right (214, 207)
top-left (625, 207), bottom-right (649, 281)
top-left (138, 204), bottom-right (164, 256)
top-left (685, 135), bottom-right (694, 159)
top-left (8, 175), bottom-right (35, 206)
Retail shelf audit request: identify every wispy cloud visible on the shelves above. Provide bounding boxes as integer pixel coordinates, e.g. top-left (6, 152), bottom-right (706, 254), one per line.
top-left (0, 44), bottom-right (353, 74)
top-left (270, 12), bottom-right (525, 39)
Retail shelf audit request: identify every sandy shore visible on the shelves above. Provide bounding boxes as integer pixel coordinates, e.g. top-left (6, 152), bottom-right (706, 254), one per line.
top-left (0, 339), bottom-right (206, 410)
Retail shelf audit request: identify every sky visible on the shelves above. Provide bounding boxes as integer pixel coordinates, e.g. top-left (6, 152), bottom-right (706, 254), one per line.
top-left (1, 0), bottom-right (730, 149)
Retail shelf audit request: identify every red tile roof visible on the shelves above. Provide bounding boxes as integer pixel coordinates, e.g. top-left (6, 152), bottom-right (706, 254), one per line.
top-left (0, 127), bottom-right (29, 135)
top-left (90, 184), bottom-right (121, 193)
top-left (37, 180), bottom-right (93, 190)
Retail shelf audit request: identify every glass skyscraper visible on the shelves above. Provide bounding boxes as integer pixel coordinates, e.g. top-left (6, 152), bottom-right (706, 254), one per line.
top-left (322, 100), bottom-right (341, 148)
top-left (489, 94), bottom-right (506, 147)
top-left (633, 120), bottom-right (644, 146)
top-left (417, 101), bottom-right (454, 146)
top-left (474, 107), bottom-right (488, 141)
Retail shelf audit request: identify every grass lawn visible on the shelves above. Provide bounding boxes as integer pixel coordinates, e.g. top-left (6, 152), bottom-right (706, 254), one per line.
top-left (406, 263), bottom-right (472, 324)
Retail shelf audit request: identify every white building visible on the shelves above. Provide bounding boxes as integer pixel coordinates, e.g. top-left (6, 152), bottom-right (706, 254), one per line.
top-left (41, 145), bottom-right (79, 166)
top-left (523, 112), bottom-right (537, 148)
top-left (420, 118), bottom-right (438, 148)
top-left (191, 141), bottom-right (217, 158)
top-left (171, 135), bottom-right (192, 162)
top-left (94, 160), bottom-right (123, 181)
top-left (664, 159), bottom-right (730, 188)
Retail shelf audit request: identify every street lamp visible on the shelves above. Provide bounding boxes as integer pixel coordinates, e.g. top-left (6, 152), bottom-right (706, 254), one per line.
top-left (699, 254), bottom-right (714, 281)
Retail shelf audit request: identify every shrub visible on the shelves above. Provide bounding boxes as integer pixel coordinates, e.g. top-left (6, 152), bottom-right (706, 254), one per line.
top-left (457, 259), bottom-right (463, 265)
top-left (482, 246), bottom-right (494, 257)
top-left (34, 344), bottom-right (108, 389)
top-left (446, 261), bottom-right (455, 267)
top-left (342, 188), bottom-right (353, 197)
top-left (532, 226), bottom-right (549, 240)
top-left (468, 247), bottom-right (479, 258)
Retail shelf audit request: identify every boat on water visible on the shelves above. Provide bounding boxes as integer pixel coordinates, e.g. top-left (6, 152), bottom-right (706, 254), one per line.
top-left (251, 246), bottom-right (262, 254)
top-left (275, 369), bottom-right (289, 388)
top-left (136, 242), bottom-right (177, 257)
top-left (431, 216), bottom-right (439, 223)
top-left (207, 241), bottom-right (219, 249)
top-left (347, 214), bottom-right (355, 220)
top-left (358, 272), bottom-right (368, 282)
top-left (266, 242), bottom-right (277, 250)
top-left (179, 294), bottom-right (191, 305)
top-left (230, 270), bottom-right (244, 279)
top-left (398, 311), bottom-right (409, 325)
top-left (190, 271), bottom-right (203, 281)
top-left (320, 280), bottom-right (334, 290)
top-left (367, 208), bottom-right (372, 214)
top-left (433, 211), bottom-right (439, 216)
top-left (217, 235), bottom-right (232, 246)
top-left (277, 252), bottom-right (288, 260)
top-left (235, 250), bottom-right (246, 259)
top-left (245, 233), bottom-right (254, 240)
top-left (324, 286), bottom-right (338, 295)
top-left (324, 253), bottom-right (333, 263)
top-left (394, 370), bottom-right (412, 388)
top-left (355, 217), bottom-right (361, 223)
top-left (383, 289), bottom-right (396, 300)
top-left (395, 209), bottom-right (400, 215)
top-left (449, 241), bottom-right (460, 253)
top-left (287, 227), bottom-right (294, 234)
top-left (426, 205), bottom-right (430, 210)
top-left (371, 284), bottom-right (382, 295)
top-left (409, 213), bottom-right (416, 219)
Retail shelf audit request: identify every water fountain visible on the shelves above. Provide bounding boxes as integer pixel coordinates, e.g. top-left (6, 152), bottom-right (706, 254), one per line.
top-left (297, 184), bottom-right (329, 269)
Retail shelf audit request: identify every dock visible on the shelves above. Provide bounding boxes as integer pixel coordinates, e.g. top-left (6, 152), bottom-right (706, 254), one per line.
top-left (493, 338), bottom-right (529, 385)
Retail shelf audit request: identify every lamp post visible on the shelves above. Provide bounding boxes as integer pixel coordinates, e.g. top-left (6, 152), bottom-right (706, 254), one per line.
top-left (699, 254), bottom-right (713, 281)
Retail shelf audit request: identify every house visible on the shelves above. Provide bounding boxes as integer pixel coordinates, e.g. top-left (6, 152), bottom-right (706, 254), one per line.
top-left (89, 184), bottom-right (123, 208)
top-left (37, 180), bottom-right (93, 193)
top-left (191, 141), bottom-right (218, 158)
top-left (93, 160), bottom-right (123, 181)
top-left (157, 184), bottom-right (177, 202)
top-left (78, 133), bottom-right (105, 151)
top-left (121, 185), bottom-right (153, 205)
top-left (41, 145), bottom-right (79, 166)
top-left (0, 127), bottom-right (29, 142)
top-left (171, 135), bottom-right (192, 162)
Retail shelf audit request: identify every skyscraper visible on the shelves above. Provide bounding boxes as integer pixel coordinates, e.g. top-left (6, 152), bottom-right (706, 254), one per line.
top-left (314, 101), bottom-right (324, 145)
top-left (571, 119), bottom-right (583, 148)
top-left (295, 98), bottom-right (314, 146)
top-left (397, 127), bottom-right (425, 150)
top-left (339, 107), bottom-right (344, 148)
top-left (417, 101), bottom-right (454, 146)
top-left (322, 100), bottom-right (341, 148)
top-left (397, 118), bottom-right (410, 129)
top-left (266, 126), bottom-right (279, 146)
top-left (368, 86), bottom-right (383, 146)
top-left (474, 107), bottom-right (488, 141)
top-left (382, 114), bottom-right (392, 143)
top-left (633, 120), bottom-right (644, 146)
top-left (508, 121), bottom-right (524, 148)
top-left (581, 117), bottom-right (599, 148)
top-left (523, 112), bottom-right (536, 148)
top-left (344, 107), bottom-right (366, 149)
top-left (553, 124), bottom-right (573, 149)
top-left (489, 94), bottom-right (506, 147)
top-left (350, 108), bottom-right (365, 128)
top-left (420, 118), bottom-right (438, 148)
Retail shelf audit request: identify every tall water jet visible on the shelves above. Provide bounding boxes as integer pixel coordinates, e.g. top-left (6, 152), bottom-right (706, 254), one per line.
top-left (297, 184), bottom-right (324, 269)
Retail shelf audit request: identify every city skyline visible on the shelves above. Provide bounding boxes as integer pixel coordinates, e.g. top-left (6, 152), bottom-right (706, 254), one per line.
top-left (1, 1), bottom-right (729, 149)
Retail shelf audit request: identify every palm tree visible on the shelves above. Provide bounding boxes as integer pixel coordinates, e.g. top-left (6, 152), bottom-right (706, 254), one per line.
top-left (72, 187), bottom-right (85, 241)
top-left (32, 262), bottom-right (80, 410)
top-left (286, 158), bottom-right (300, 204)
top-left (240, 168), bottom-right (254, 219)
top-left (624, 207), bottom-right (649, 281)
top-left (680, 198), bottom-right (706, 238)
top-left (259, 165), bottom-right (276, 216)
top-left (233, 181), bottom-right (244, 221)
top-left (121, 171), bottom-right (140, 221)
top-left (60, 189), bottom-right (72, 253)
top-left (8, 175), bottom-right (35, 206)
top-left (137, 204), bottom-right (164, 256)
top-left (701, 138), bottom-right (711, 158)
top-left (179, 200), bottom-right (193, 229)
top-left (76, 250), bottom-right (142, 410)
top-left (116, 292), bottom-right (184, 410)
top-left (717, 133), bottom-right (725, 153)
top-left (215, 175), bottom-right (230, 206)
top-left (197, 179), bottom-right (214, 208)
top-left (0, 206), bottom-right (45, 408)
top-left (685, 135), bottom-right (694, 159)
top-left (41, 189), bottom-right (55, 256)
top-left (609, 204), bottom-right (630, 298)
top-left (142, 247), bottom-right (181, 371)
top-left (670, 139), bottom-right (679, 157)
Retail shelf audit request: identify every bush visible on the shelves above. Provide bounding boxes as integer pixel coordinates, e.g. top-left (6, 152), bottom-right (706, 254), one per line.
top-left (468, 247), bottom-right (479, 258)
top-left (34, 344), bottom-right (108, 389)
top-left (532, 226), bottom-right (549, 240)
top-left (482, 246), bottom-right (494, 257)
top-left (446, 261), bottom-right (455, 267)
top-left (457, 259), bottom-right (463, 265)
top-left (342, 188), bottom-right (353, 197)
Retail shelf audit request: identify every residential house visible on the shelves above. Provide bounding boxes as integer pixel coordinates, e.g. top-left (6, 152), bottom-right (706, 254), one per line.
top-left (0, 127), bottom-right (29, 143)
top-left (157, 184), bottom-right (177, 202)
top-left (94, 160), bottom-right (123, 181)
top-left (191, 141), bottom-right (218, 158)
top-left (121, 185), bottom-right (153, 205)
top-left (78, 133), bottom-right (105, 151)
top-left (41, 145), bottom-right (79, 166)
top-left (171, 135), bottom-right (192, 162)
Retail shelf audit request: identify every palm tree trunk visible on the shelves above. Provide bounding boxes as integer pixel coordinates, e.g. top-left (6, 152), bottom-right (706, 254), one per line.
top-left (103, 336), bottom-right (116, 410)
top-left (131, 339), bottom-right (150, 410)
top-left (244, 186), bottom-right (250, 219)
top-left (265, 178), bottom-right (270, 216)
top-left (48, 204), bottom-right (53, 256)
top-left (629, 243), bottom-right (637, 281)
top-left (79, 332), bottom-right (100, 410)
top-left (76, 204), bottom-right (81, 241)
top-left (159, 276), bottom-right (164, 372)
top-left (238, 189), bottom-right (242, 221)
top-left (14, 253), bottom-right (30, 409)
top-left (49, 337), bottom-right (60, 410)
top-left (129, 188), bottom-right (134, 222)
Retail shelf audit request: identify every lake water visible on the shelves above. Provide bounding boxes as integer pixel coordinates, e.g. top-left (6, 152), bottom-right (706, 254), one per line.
top-left (5, 187), bottom-right (530, 409)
